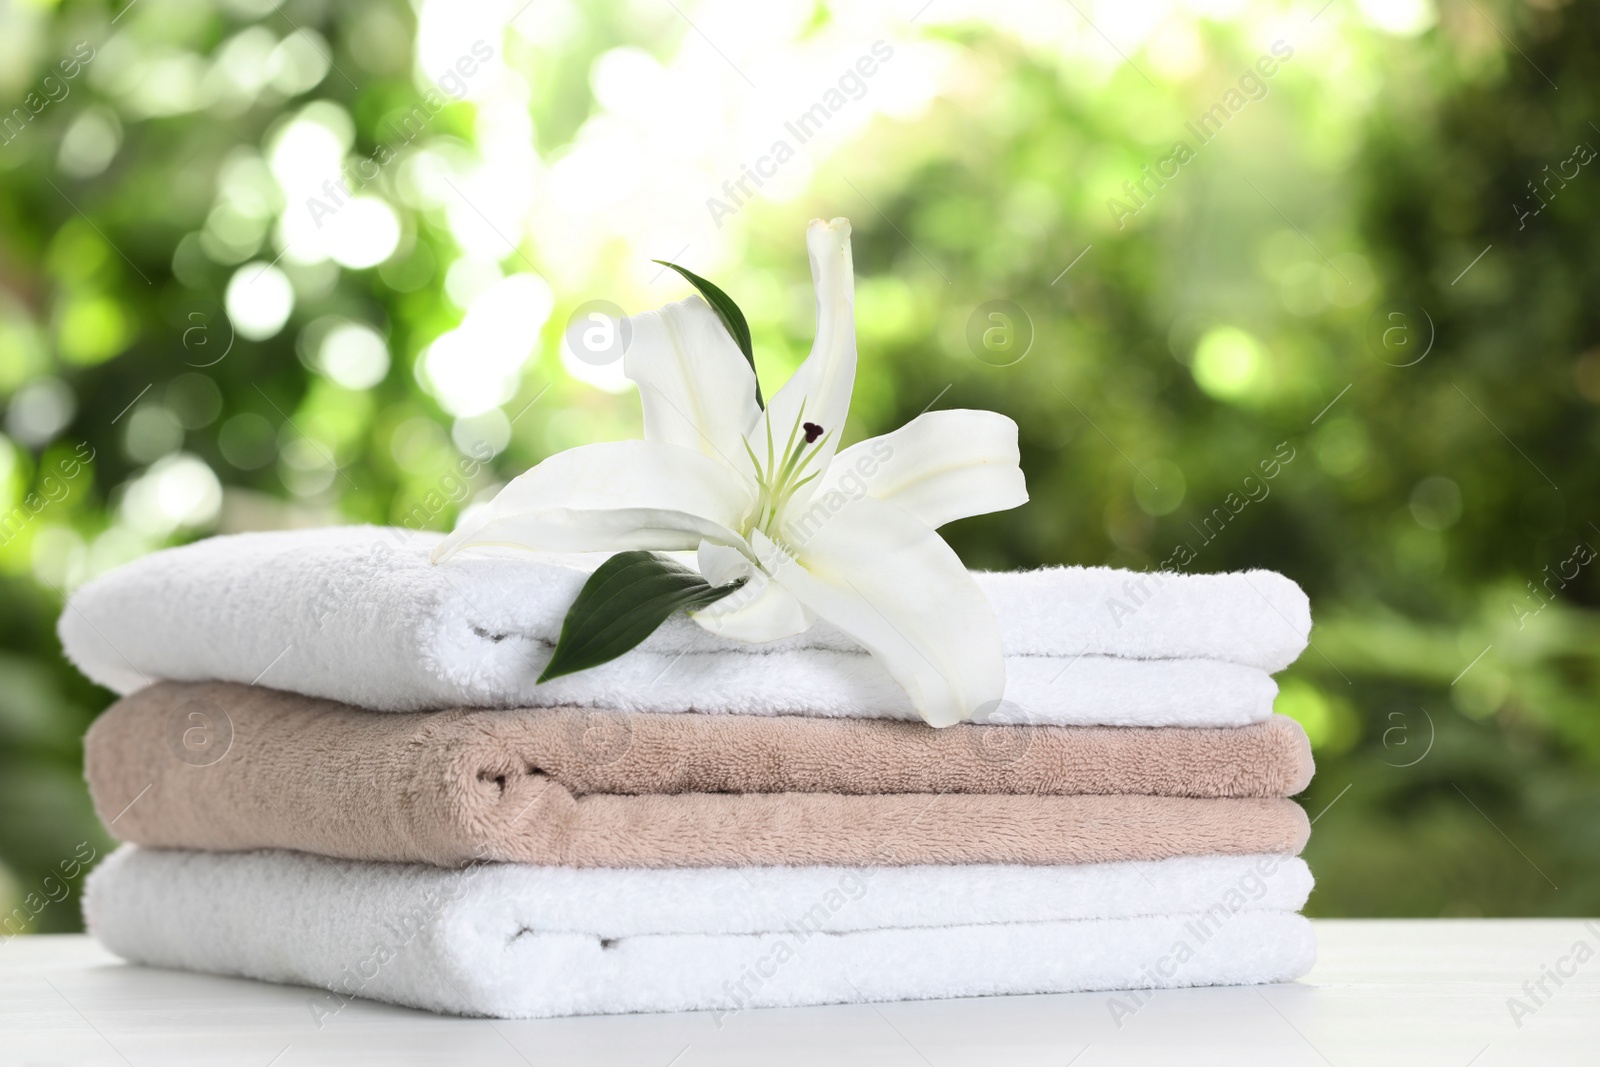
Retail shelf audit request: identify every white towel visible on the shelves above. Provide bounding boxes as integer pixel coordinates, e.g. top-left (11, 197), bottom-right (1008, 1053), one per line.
top-left (60, 526), bottom-right (1308, 724)
top-left (86, 846), bottom-right (1315, 1019)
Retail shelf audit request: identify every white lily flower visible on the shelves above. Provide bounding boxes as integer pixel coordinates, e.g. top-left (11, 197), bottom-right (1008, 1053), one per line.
top-left (432, 218), bottom-right (1028, 726)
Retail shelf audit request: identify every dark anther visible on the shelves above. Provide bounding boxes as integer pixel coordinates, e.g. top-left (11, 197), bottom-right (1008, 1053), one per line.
top-left (803, 421), bottom-right (824, 443)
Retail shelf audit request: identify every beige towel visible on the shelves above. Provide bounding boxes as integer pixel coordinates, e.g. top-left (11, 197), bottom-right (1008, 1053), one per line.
top-left (86, 682), bottom-right (1311, 869)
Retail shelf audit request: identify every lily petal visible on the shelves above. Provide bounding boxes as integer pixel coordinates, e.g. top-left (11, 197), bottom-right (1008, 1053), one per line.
top-left (690, 569), bottom-right (814, 642)
top-left (757, 218), bottom-right (856, 504)
top-left (817, 409), bottom-right (1028, 529)
top-left (624, 295), bottom-right (763, 470)
top-left (430, 441), bottom-right (754, 562)
top-left (690, 531), bottom-right (814, 641)
top-left (772, 495), bottom-right (1005, 727)
top-left (694, 540), bottom-right (754, 587)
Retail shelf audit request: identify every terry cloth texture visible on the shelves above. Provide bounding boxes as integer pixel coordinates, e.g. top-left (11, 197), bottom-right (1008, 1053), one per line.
top-left (85, 689), bottom-right (1310, 868)
top-left (88, 682), bottom-right (1314, 800)
top-left (59, 525), bottom-right (1310, 720)
top-left (86, 845), bottom-right (1317, 1018)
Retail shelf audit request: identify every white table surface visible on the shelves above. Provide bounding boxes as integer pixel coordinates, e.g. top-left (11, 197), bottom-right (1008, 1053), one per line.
top-left (2, 920), bottom-right (1597, 1065)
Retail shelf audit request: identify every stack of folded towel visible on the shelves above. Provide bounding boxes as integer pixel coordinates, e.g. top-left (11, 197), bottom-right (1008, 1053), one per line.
top-left (63, 526), bottom-right (1316, 1018)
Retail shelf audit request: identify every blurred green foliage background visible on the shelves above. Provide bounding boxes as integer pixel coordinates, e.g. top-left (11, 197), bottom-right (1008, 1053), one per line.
top-left (0, 0), bottom-right (1596, 932)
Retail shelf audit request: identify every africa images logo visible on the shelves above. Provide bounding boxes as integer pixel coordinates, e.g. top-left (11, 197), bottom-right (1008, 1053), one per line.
top-left (1106, 40), bottom-right (1294, 230)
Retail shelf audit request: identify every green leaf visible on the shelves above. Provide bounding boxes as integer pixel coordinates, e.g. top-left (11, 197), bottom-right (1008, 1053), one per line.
top-left (652, 259), bottom-right (763, 409)
top-left (537, 551), bottom-right (747, 683)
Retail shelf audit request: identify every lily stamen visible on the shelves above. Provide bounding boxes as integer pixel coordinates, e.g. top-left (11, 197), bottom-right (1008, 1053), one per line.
top-left (746, 407), bottom-right (836, 539)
